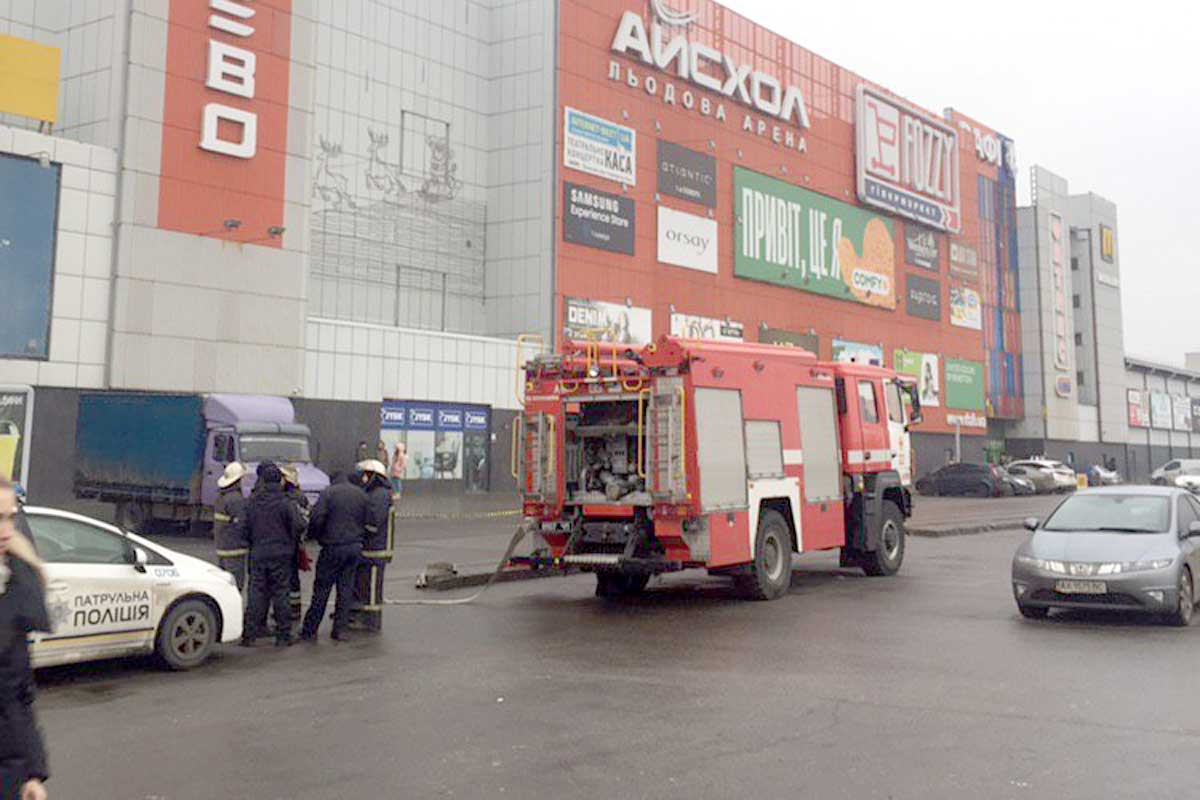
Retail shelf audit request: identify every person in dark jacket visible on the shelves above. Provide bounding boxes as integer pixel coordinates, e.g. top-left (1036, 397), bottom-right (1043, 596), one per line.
top-left (0, 481), bottom-right (51, 800)
top-left (212, 462), bottom-right (249, 592)
top-left (299, 471), bottom-right (367, 642)
top-left (351, 460), bottom-right (393, 633)
top-left (237, 464), bottom-right (306, 647)
top-left (280, 465), bottom-right (309, 621)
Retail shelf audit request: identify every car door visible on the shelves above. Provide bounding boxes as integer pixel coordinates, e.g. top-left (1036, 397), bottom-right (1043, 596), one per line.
top-left (24, 511), bottom-right (159, 665)
top-left (1183, 497), bottom-right (1200, 586)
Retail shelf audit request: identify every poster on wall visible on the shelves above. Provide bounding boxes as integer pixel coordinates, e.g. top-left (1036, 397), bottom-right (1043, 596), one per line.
top-left (894, 350), bottom-right (941, 408)
top-left (1050, 212), bottom-right (1071, 372)
top-left (563, 107), bottom-right (636, 185)
top-left (657, 206), bottom-right (718, 274)
top-left (1100, 224), bottom-right (1115, 263)
top-left (759, 326), bottom-right (819, 354)
top-left (1191, 398), bottom-right (1200, 434)
top-left (670, 313), bottom-right (743, 341)
top-left (562, 182), bottom-right (635, 255)
top-left (564, 297), bottom-right (652, 345)
top-left (906, 274), bottom-right (941, 321)
top-left (1127, 389), bottom-right (1150, 428)
top-left (657, 140), bottom-right (716, 207)
top-left (832, 339), bottom-right (883, 366)
top-left (1150, 392), bottom-right (1172, 429)
top-left (949, 285), bottom-right (982, 330)
top-left (0, 386), bottom-right (33, 487)
top-left (734, 167), bottom-right (896, 310)
top-left (380, 401), bottom-right (490, 490)
top-left (904, 225), bottom-right (940, 270)
top-left (0, 154), bottom-right (61, 359)
top-left (1173, 395), bottom-right (1192, 432)
top-left (945, 359), bottom-right (985, 411)
top-left (949, 242), bottom-right (980, 283)
top-left (855, 85), bottom-right (961, 233)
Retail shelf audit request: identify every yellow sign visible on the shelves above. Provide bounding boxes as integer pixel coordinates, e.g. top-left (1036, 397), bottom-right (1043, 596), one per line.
top-left (0, 35), bottom-right (60, 123)
top-left (1099, 224), bottom-right (1115, 263)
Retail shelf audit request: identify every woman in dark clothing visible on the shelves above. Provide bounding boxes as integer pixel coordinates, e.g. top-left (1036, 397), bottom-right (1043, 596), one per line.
top-left (0, 480), bottom-right (51, 800)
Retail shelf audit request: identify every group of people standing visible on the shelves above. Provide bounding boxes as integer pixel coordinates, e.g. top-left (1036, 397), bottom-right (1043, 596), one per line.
top-left (212, 457), bottom-right (397, 647)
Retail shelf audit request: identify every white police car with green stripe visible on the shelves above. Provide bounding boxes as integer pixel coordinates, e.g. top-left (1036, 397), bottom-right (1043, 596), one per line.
top-left (18, 506), bottom-right (243, 670)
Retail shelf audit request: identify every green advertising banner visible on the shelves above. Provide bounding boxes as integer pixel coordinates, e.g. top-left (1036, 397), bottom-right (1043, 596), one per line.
top-left (945, 359), bottom-right (985, 411)
top-left (734, 167), bottom-right (896, 309)
top-left (893, 349), bottom-right (941, 408)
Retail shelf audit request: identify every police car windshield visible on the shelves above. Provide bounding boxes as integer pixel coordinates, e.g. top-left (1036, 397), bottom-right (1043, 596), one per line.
top-left (1042, 494), bottom-right (1170, 534)
top-left (239, 435), bottom-right (312, 464)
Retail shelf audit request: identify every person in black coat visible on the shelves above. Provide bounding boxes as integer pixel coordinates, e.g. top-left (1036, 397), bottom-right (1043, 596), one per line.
top-left (236, 464), bottom-right (306, 647)
top-left (351, 460), bottom-right (394, 633)
top-left (299, 471), bottom-right (367, 642)
top-left (0, 481), bottom-right (50, 800)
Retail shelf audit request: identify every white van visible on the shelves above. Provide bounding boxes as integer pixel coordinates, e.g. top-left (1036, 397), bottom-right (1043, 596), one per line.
top-left (1152, 459), bottom-right (1200, 486)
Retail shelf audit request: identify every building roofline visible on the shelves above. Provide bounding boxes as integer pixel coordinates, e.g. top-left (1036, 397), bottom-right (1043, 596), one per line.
top-left (1125, 355), bottom-right (1200, 381)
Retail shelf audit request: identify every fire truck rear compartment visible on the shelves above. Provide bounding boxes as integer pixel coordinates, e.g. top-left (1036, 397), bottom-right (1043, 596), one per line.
top-left (564, 398), bottom-right (652, 507)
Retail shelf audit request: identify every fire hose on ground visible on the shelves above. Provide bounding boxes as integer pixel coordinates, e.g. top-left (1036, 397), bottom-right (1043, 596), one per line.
top-left (382, 523), bottom-right (531, 606)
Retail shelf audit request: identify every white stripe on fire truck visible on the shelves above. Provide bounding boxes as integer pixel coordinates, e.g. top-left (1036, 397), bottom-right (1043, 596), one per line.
top-left (782, 449), bottom-right (804, 466)
top-left (846, 450), bottom-right (892, 465)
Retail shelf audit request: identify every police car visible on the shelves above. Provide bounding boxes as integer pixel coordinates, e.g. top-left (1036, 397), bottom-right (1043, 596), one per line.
top-left (16, 505), bottom-right (243, 670)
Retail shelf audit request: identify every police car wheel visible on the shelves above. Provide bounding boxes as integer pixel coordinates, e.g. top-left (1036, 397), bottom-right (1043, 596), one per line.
top-left (156, 599), bottom-right (218, 671)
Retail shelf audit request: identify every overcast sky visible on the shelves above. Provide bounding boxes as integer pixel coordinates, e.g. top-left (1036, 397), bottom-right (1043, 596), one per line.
top-left (723, 0), bottom-right (1200, 366)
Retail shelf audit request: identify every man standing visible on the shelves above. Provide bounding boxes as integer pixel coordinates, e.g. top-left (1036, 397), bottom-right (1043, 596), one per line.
top-left (212, 462), bottom-right (248, 592)
top-left (353, 460), bottom-right (393, 633)
top-left (238, 464), bottom-right (306, 647)
top-left (280, 465), bottom-right (309, 622)
top-left (299, 471), bottom-right (367, 642)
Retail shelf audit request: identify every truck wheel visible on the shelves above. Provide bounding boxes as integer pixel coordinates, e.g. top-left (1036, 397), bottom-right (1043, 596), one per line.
top-left (156, 599), bottom-right (218, 670)
top-left (861, 502), bottom-right (906, 577)
top-left (595, 572), bottom-right (650, 598)
top-left (738, 509), bottom-right (792, 600)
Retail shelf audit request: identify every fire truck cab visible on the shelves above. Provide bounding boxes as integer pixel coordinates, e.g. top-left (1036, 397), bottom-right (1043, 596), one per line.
top-left (514, 336), bottom-right (921, 600)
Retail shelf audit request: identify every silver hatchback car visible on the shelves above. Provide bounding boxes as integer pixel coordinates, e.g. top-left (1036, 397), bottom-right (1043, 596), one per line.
top-left (1011, 487), bottom-right (1200, 625)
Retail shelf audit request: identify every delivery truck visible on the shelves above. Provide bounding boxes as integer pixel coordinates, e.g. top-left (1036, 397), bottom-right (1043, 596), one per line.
top-left (74, 393), bottom-right (329, 532)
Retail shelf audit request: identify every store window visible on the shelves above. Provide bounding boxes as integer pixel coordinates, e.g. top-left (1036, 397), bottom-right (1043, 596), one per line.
top-left (0, 154), bottom-right (61, 359)
top-left (379, 400), bottom-right (491, 491)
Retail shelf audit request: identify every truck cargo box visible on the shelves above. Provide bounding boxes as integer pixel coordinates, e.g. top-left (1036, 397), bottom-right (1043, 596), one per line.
top-left (74, 393), bottom-right (206, 503)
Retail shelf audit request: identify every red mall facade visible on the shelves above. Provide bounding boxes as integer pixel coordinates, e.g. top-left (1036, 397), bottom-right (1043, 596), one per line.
top-left (553, 0), bottom-right (1023, 454)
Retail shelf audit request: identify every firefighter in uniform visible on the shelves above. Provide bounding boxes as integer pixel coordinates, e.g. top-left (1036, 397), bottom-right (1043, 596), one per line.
top-left (238, 464), bottom-right (307, 647)
top-left (352, 460), bottom-right (393, 632)
top-left (280, 465), bottom-right (310, 622)
top-left (299, 471), bottom-right (367, 642)
top-left (212, 462), bottom-right (249, 592)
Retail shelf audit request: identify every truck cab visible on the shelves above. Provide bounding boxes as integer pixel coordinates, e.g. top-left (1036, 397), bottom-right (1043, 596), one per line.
top-left (514, 336), bottom-right (921, 600)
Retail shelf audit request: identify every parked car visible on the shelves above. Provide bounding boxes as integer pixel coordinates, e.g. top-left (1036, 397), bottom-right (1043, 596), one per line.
top-left (915, 462), bottom-right (1007, 497)
top-left (1176, 474), bottom-right (1200, 495)
top-left (1012, 487), bottom-right (1200, 625)
top-left (996, 467), bottom-right (1036, 496)
top-left (16, 505), bottom-right (243, 670)
top-left (1004, 463), bottom-right (1058, 494)
top-left (1152, 459), bottom-right (1200, 486)
top-left (1086, 464), bottom-right (1122, 486)
top-left (1008, 459), bottom-right (1077, 493)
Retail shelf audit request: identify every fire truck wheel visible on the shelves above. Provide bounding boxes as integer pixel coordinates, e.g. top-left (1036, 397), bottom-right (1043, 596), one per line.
top-left (739, 509), bottom-right (793, 601)
top-left (595, 572), bottom-right (650, 598)
top-left (861, 502), bottom-right (906, 577)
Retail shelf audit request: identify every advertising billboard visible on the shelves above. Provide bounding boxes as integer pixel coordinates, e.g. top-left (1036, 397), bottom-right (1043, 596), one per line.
top-left (0, 35), bottom-right (59, 123)
top-left (1192, 398), bottom-right (1200, 434)
top-left (1174, 395), bottom-right (1193, 432)
top-left (657, 206), bottom-right (718, 274)
top-left (380, 401), bottom-right (490, 489)
top-left (563, 107), bottom-right (636, 185)
top-left (949, 285), bottom-right (982, 330)
top-left (734, 167), bottom-right (895, 310)
top-left (832, 339), bottom-right (883, 366)
top-left (894, 350), bottom-right (941, 408)
top-left (564, 297), bottom-right (652, 345)
top-left (1150, 392), bottom-right (1172, 429)
top-left (906, 274), bottom-right (941, 322)
top-left (855, 85), bottom-right (961, 233)
top-left (670, 313), bottom-right (744, 341)
top-left (759, 326), bottom-right (819, 354)
top-left (1128, 389), bottom-right (1150, 428)
top-left (1100, 224), bottom-right (1115, 263)
top-left (0, 387), bottom-right (33, 487)
top-left (0, 154), bottom-right (60, 359)
top-left (562, 182), bottom-right (635, 255)
top-left (949, 242), bottom-right (980, 283)
top-left (1050, 212), bottom-right (1071, 372)
top-left (657, 140), bottom-right (716, 208)
top-left (945, 359), bottom-right (985, 411)
top-left (904, 225), bottom-right (940, 270)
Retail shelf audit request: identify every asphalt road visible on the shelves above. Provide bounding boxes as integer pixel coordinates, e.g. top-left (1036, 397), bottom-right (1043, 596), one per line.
top-left (33, 526), bottom-right (1200, 800)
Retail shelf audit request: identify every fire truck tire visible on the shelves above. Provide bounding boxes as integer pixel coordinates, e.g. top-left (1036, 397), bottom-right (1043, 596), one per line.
top-left (595, 572), bottom-right (650, 598)
top-left (861, 502), bottom-right (905, 577)
top-left (739, 509), bottom-right (793, 601)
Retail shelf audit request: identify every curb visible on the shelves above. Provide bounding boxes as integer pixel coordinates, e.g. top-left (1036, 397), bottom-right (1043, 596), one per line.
top-left (419, 564), bottom-right (581, 591)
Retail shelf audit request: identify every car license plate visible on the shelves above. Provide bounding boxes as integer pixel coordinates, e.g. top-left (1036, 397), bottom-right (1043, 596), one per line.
top-left (1055, 580), bottom-right (1107, 595)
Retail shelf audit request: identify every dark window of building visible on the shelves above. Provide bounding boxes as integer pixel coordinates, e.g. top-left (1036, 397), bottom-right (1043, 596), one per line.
top-left (1073, 294), bottom-right (1081, 309)
top-left (1075, 333), bottom-right (1083, 346)
top-left (0, 153), bottom-right (61, 359)
top-left (1077, 371), bottom-right (1085, 387)
top-left (1071, 257), bottom-right (1079, 272)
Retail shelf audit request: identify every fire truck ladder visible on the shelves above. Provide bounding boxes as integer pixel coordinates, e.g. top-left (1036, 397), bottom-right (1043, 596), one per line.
top-left (645, 382), bottom-right (687, 503)
top-left (513, 412), bottom-right (556, 504)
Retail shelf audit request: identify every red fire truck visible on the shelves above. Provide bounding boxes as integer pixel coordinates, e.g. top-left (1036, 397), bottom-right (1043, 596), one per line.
top-left (512, 336), bottom-right (922, 599)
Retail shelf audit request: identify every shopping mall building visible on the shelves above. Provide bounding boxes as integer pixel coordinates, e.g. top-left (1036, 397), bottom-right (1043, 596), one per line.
top-left (0, 0), bottom-right (1192, 505)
